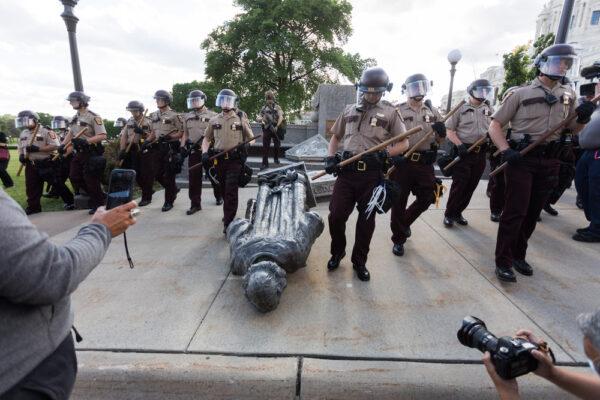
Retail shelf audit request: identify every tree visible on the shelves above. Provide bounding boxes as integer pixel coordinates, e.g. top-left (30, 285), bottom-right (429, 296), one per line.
top-left (104, 120), bottom-right (120, 140)
top-left (37, 112), bottom-right (53, 127)
top-left (171, 80), bottom-right (221, 113)
top-left (0, 114), bottom-right (20, 141)
top-left (527, 33), bottom-right (555, 81)
top-left (499, 44), bottom-right (531, 100)
top-left (202, 0), bottom-right (375, 117)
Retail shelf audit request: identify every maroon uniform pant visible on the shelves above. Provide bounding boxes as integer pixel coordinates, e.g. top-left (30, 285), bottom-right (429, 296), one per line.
top-left (495, 156), bottom-right (559, 268)
top-left (188, 150), bottom-right (221, 207)
top-left (262, 128), bottom-right (280, 165)
top-left (488, 155), bottom-right (506, 215)
top-left (69, 153), bottom-right (105, 209)
top-left (445, 150), bottom-right (486, 218)
top-left (153, 147), bottom-right (178, 204)
top-left (328, 170), bottom-right (380, 266)
top-left (216, 159), bottom-right (242, 227)
top-left (390, 161), bottom-right (436, 245)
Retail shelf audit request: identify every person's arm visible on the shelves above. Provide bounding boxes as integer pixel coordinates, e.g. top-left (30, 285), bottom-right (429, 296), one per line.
top-left (387, 111), bottom-right (409, 156)
top-left (0, 191), bottom-right (136, 305)
top-left (516, 330), bottom-right (600, 400)
top-left (490, 120), bottom-right (510, 152)
top-left (483, 352), bottom-right (521, 400)
top-left (446, 129), bottom-right (462, 146)
top-left (328, 135), bottom-right (340, 156)
top-left (87, 133), bottom-right (107, 144)
top-left (276, 105), bottom-right (284, 128)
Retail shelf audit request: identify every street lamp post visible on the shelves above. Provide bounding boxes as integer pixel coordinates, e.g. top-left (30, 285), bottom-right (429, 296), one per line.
top-left (60, 0), bottom-right (84, 91)
top-left (446, 49), bottom-right (462, 113)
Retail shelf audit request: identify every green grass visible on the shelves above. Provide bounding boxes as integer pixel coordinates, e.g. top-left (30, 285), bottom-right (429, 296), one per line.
top-left (3, 149), bottom-right (74, 212)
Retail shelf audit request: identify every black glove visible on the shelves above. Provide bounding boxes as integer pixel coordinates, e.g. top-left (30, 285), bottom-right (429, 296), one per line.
top-left (158, 135), bottom-right (169, 143)
top-left (180, 146), bottom-right (189, 158)
top-left (457, 144), bottom-right (469, 158)
top-left (19, 154), bottom-right (26, 164)
top-left (576, 101), bottom-right (595, 124)
top-left (324, 154), bottom-right (342, 175)
top-left (72, 137), bottom-right (89, 149)
top-left (375, 149), bottom-right (389, 164)
top-left (201, 152), bottom-right (211, 165)
top-left (390, 155), bottom-right (406, 167)
top-left (118, 150), bottom-right (127, 160)
top-left (501, 148), bottom-right (522, 166)
top-left (432, 121), bottom-right (447, 138)
top-left (25, 145), bottom-right (40, 153)
top-left (133, 126), bottom-right (144, 135)
top-left (57, 144), bottom-right (66, 155)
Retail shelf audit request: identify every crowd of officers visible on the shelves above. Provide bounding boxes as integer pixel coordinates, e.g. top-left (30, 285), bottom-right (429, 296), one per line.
top-left (12, 43), bottom-right (598, 285)
top-left (323, 43), bottom-right (597, 283)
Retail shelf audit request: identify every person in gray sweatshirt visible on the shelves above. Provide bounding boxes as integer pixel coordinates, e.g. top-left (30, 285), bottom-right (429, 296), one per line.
top-left (0, 189), bottom-right (137, 399)
top-left (574, 101), bottom-right (600, 242)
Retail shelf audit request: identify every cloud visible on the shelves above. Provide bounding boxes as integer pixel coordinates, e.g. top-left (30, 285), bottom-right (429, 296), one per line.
top-left (0, 0), bottom-right (546, 119)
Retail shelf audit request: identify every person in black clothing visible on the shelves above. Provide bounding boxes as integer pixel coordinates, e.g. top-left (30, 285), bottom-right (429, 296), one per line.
top-left (0, 132), bottom-right (13, 188)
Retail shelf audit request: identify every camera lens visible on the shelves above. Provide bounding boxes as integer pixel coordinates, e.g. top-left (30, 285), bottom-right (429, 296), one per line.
top-left (457, 316), bottom-right (498, 354)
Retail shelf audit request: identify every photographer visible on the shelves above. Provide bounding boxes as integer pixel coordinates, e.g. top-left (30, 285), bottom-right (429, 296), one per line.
top-left (0, 188), bottom-right (137, 399)
top-left (483, 309), bottom-right (600, 400)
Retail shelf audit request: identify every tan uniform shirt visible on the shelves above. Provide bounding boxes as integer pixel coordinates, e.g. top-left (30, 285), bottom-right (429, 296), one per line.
top-left (183, 108), bottom-right (217, 143)
top-left (492, 77), bottom-right (577, 143)
top-left (445, 101), bottom-right (494, 144)
top-left (204, 110), bottom-right (254, 150)
top-left (329, 102), bottom-right (406, 153)
top-left (120, 116), bottom-right (152, 147)
top-left (18, 125), bottom-right (60, 161)
top-left (150, 108), bottom-right (183, 139)
top-left (260, 103), bottom-right (284, 125)
top-left (70, 109), bottom-right (106, 138)
top-left (396, 102), bottom-right (442, 150)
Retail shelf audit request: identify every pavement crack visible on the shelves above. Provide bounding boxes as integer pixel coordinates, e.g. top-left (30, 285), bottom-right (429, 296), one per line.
top-left (420, 216), bottom-right (577, 363)
top-left (184, 269), bottom-right (232, 352)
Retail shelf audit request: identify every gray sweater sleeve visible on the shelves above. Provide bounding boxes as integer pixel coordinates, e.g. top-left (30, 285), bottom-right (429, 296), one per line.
top-left (579, 111), bottom-right (600, 150)
top-left (0, 189), bottom-right (112, 305)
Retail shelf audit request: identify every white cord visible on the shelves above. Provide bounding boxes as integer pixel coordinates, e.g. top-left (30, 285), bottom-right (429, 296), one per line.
top-left (365, 183), bottom-right (386, 219)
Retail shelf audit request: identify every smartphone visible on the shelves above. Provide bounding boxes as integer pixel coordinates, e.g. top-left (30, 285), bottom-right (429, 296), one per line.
top-left (106, 169), bottom-right (136, 210)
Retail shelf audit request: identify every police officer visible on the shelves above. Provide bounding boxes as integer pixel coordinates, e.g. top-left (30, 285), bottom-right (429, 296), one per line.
top-left (146, 90), bottom-right (183, 212)
top-left (16, 110), bottom-right (74, 214)
top-left (119, 101), bottom-right (154, 205)
top-left (259, 90), bottom-right (284, 169)
top-left (181, 90), bottom-right (221, 215)
top-left (325, 67), bottom-right (408, 281)
top-left (0, 131), bottom-right (13, 188)
top-left (202, 89), bottom-right (254, 233)
top-left (61, 91), bottom-right (107, 214)
top-left (489, 44), bottom-right (595, 282)
top-left (390, 73), bottom-right (446, 257)
top-left (444, 79), bottom-right (494, 227)
top-left (48, 115), bottom-right (77, 198)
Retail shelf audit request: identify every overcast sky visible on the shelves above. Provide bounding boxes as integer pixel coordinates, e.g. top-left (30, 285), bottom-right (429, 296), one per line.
top-left (0, 0), bottom-right (546, 120)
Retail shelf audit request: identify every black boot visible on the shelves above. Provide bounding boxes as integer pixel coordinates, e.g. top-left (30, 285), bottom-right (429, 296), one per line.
top-left (490, 212), bottom-right (501, 222)
top-left (139, 199), bottom-right (151, 207)
top-left (162, 202), bottom-right (174, 212)
top-left (495, 266), bottom-right (516, 282)
top-left (353, 264), bottom-right (370, 281)
top-left (216, 197), bottom-right (223, 206)
top-left (443, 216), bottom-right (454, 227)
top-left (456, 214), bottom-right (468, 226)
top-left (327, 252), bottom-right (346, 271)
top-left (392, 243), bottom-right (404, 256)
top-left (543, 204), bottom-right (558, 216)
top-left (186, 205), bottom-right (201, 215)
top-left (512, 260), bottom-right (533, 276)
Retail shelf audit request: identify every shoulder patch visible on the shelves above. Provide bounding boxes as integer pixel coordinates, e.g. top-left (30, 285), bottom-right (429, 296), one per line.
top-left (501, 90), bottom-right (516, 105)
top-left (94, 116), bottom-right (103, 125)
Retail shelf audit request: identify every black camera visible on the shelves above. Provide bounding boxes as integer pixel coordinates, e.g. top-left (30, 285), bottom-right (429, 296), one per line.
top-left (457, 316), bottom-right (539, 380)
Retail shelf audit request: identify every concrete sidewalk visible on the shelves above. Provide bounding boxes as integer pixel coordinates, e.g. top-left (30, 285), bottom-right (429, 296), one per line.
top-left (43, 182), bottom-right (595, 399)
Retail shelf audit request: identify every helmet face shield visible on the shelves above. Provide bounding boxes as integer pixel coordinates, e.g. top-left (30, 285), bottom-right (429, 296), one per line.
top-left (405, 80), bottom-right (430, 98)
top-left (540, 55), bottom-right (578, 78)
top-left (471, 85), bottom-right (494, 102)
top-left (51, 119), bottom-right (67, 130)
top-left (15, 116), bottom-right (35, 129)
top-left (216, 94), bottom-right (236, 110)
top-left (187, 97), bottom-right (205, 109)
top-left (114, 119), bottom-right (126, 128)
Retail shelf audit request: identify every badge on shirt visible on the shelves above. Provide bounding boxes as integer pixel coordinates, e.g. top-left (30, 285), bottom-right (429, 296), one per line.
top-left (49, 131), bottom-right (57, 140)
top-left (370, 117), bottom-right (377, 127)
top-left (231, 123), bottom-right (239, 131)
top-left (483, 109), bottom-right (491, 117)
top-left (94, 117), bottom-right (103, 125)
top-left (424, 114), bottom-right (431, 123)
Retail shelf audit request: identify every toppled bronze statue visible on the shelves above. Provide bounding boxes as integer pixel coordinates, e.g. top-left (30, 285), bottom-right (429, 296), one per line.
top-left (226, 163), bottom-right (323, 312)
